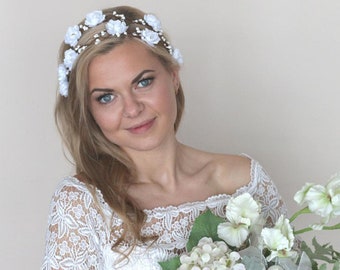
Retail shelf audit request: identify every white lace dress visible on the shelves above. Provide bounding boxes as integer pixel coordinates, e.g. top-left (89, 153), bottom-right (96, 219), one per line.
top-left (42, 159), bottom-right (287, 270)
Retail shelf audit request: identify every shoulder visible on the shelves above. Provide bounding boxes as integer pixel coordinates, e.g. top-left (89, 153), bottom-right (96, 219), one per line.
top-left (207, 153), bottom-right (252, 194)
top-left (52, 175), bottom-right (93, 199)
top-left (178, 145), bottom-right (253, 194)
top-left (49, 176), bottom-right (94, 212)
top-left (50, 176), bottom-right (112, 219)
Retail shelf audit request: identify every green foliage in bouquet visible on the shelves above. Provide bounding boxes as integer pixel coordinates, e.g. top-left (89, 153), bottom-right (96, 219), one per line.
top-left (186, 210), bottom-right (225, 251)
top-left (159, 211), bottom-right (225, 270)
top-left (300, 238), bottom-right (340, 270)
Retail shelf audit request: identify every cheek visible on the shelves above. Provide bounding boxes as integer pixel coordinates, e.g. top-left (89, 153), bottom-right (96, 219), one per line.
top-left (153, 87), bottom-right (177, 117)
top-left (91, 107), bottom-right (121, 134)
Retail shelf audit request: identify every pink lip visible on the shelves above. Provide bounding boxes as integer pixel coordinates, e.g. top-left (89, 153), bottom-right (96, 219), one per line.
top-left (126, 118), bottom-right (156, 134)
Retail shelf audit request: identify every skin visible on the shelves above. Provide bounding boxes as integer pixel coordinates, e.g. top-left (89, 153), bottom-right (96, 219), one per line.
top-left (88, 40), bottom-right (251, 210)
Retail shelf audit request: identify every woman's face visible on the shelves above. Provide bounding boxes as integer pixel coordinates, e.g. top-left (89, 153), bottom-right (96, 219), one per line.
top-left (88, 40), bottom-right (179, 155)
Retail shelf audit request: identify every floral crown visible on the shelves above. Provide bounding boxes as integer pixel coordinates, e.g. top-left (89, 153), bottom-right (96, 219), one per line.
top-left (58, 10), bottom-right (183, 97)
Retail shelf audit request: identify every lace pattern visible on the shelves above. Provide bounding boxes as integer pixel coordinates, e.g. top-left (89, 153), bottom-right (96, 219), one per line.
top-left (42, 159), bottom-right (287, 269)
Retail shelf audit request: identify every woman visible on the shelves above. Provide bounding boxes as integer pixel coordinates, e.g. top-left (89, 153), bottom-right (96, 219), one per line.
top-left (42, 6), bottom-right (287, 269)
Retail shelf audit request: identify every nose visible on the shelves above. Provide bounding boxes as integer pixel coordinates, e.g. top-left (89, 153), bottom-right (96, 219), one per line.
top-left (122, 94), bottom-right (144, 118)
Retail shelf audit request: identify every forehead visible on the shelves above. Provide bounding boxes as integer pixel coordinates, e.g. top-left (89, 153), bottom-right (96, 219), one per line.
top-left (88, 40), bottom-right (166, 87)
top-left (92, 40), bottom-right (161, 68)
top-left (90, 40), bottom-right (158, 65)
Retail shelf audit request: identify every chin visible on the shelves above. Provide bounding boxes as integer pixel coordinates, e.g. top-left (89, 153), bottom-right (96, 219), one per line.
top-left (122, 136), bottom-right (173, 153)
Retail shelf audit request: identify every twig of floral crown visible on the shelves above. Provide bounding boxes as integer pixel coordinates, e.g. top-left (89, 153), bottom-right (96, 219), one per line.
top-left (132, 18), bottom-right (174, 56)
top-left (58, 10), bottom-right (183, 97)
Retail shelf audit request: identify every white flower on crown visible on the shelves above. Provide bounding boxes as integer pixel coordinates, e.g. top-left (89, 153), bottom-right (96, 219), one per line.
top-left (85, 10), bottom-right (105, 27)
top-left (140, 28), bottom-right (160, 46)
top-left (106, 19), bottom-right (128, 37)
top-left (64, 25), bottom-right (81, 47)
top-left (58, 64), bottom-right (69, 97)
top-left (144, 14), bottom-right (162, 32)
top-left (63, 49), bottom-right (79, 70)
top-left (172, 48), bottom-right (183, 65)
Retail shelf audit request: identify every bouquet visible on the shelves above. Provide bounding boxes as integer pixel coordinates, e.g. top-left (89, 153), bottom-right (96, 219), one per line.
top-left (159, 173), bottom-right (340, 270)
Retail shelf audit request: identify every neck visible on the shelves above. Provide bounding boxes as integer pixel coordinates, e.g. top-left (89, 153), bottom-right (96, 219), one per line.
top-left (125, 139), bottom-right (185, 188)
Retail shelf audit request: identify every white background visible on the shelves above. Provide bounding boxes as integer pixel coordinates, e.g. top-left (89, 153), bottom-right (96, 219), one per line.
top-left (0, 0), bottom-right (339, 269)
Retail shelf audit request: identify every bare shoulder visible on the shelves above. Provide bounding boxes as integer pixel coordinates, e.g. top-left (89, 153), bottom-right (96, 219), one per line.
top-left (208, 154), bottom-right (252, 194)
top-left (178, 145), bottom-right (252, 195)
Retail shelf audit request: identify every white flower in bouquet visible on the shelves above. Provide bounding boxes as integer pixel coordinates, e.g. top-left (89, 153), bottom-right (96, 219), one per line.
top-left (261, 215), bottom-right (297, 262)
top-left (294, 172), bottom-right (340, 225)
top-left (178, 237), bottom-right (245, 270)
top-left (217, 223), bottom-right (249, 249)
top-left (217, 193), bottom-right (261, 248)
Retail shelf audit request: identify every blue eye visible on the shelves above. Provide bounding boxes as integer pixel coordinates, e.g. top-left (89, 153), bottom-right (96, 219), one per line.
top-left (137, 78), bottom-right (153, 88)
top-left (97, 93), bottom-right (115, 104)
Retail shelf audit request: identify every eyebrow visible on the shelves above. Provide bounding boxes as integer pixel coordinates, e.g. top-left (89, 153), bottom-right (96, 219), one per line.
top-left (90, 69), bottom-right (155, 95)
top-left (131, 69), bottom-right (155, 84)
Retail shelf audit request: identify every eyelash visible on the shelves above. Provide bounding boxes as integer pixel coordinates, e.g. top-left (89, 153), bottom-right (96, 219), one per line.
top-left (96, 93), bottom-right (115, 104)
top-left (136, 77), bottom-right (154, 88)
top-left (95, 77), bottom-right (154, 104)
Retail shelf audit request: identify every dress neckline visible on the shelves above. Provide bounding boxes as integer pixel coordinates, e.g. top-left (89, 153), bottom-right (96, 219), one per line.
top-left (66, 157), bottom-right (257, 214)
top-left (143, 157), bottom-right (256, 212)
top-left (143, 165), bottom-right (256, 213)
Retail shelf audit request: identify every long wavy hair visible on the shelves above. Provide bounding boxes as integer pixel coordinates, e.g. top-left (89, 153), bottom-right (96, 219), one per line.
top-left (55, 6), bottom-right (185, 251)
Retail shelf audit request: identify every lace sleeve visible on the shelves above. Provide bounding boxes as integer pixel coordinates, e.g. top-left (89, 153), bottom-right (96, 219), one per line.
top-left (42, 177), bottom-right (111, 270)
top-left (249, 160), bottom-right (288, 227)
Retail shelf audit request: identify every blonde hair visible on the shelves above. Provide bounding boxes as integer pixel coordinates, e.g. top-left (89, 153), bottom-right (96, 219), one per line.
top-left (55, 6), bottom-right (185, 250)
